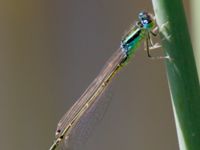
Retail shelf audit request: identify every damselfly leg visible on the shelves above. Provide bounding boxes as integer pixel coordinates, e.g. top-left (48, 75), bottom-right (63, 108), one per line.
top-left (144, 26), bottom-right (169, 59)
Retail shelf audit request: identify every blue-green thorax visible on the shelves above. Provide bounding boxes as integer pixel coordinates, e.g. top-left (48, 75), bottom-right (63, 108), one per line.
top-left (121, 27), bottom-right (146, 62)
top-left (120, 12), bottom-right (155, 65)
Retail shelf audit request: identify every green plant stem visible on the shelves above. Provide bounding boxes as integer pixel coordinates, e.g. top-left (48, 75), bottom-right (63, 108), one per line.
top-left (152, 0), bottom-right (200, 150)
top-left (191, 0), bottom-right (200, 77)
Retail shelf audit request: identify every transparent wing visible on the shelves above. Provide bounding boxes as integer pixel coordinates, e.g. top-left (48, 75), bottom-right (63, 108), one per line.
top-left (54, 48), bottom-right (126, 149)
top-left (60, 88), bottom-right (113, 150)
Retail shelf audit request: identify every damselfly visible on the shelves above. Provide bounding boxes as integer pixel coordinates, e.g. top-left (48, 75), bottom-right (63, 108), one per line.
top-left (49, 11), bottom-right (164, 150)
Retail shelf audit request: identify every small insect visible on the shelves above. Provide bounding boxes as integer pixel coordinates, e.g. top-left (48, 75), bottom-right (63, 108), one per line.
top-left (49, 11), bottom-right (165, 150)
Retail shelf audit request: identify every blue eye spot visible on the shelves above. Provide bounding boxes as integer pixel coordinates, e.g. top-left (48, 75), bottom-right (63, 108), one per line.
top-left (143, 20), bottom-right (148, 24)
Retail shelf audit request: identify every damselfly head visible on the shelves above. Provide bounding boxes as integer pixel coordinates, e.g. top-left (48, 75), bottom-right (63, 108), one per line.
top-left (138, 11), bottom-right (155, 29)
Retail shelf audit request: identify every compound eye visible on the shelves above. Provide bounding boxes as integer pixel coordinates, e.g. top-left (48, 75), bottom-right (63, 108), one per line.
top-left (139, 12), bottom-right (144, 17)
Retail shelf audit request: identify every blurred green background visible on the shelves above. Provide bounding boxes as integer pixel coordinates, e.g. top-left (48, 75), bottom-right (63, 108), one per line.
top-left (0, 0), bottom-right (191, 150)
